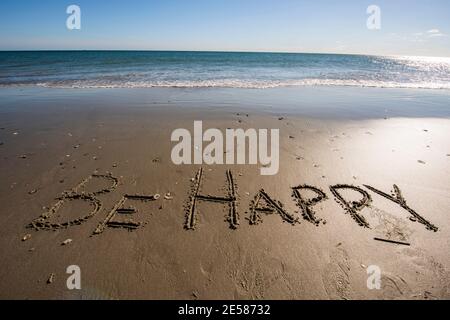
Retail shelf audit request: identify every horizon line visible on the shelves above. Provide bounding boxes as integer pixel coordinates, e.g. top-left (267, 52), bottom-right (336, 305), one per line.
top-left (0, 49), bottom-right (449, 59)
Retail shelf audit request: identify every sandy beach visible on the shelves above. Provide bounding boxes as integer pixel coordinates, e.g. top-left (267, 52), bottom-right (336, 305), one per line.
top-left (0, 86), bottom-right (449, 299)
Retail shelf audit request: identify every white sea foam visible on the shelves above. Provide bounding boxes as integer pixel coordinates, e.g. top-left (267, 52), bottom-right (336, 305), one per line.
top-left (28, 78), bottom-right (450, 90)
top-left (1, 53), bottom-right (449, 90)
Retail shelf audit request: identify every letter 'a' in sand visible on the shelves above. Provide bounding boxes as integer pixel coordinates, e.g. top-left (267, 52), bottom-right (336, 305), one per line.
top-left (249, 189), bottom-right (297, 225)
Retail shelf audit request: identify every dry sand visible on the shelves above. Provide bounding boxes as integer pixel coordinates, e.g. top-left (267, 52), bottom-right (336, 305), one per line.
top-left (0, 87), bottom-right (449, 299)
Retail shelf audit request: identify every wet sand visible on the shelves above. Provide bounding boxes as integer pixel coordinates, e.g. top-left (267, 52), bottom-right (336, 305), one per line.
top-left (0, 87), bottom-right (449, 299)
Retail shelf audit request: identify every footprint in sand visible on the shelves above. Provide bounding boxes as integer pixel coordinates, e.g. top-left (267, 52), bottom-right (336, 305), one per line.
top-left (372, 248), bottom-right (450, 299)
top-left (227, 249), bottom-right (291, 300)
top-left (400, 247), bottom-right (450, 299)
top-left (379, 273), bottom-right (411, 299)
top-left (322, 246), bottom-right (352, 300)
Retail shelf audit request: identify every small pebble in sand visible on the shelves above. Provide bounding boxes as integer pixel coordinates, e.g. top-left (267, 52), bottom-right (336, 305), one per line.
top-left (289, 135), bottom-right (295, 139)
top-left (18, 154), bottom-right (27, 159)
top-left (47, 273), bottom-right (55, 284)
top-left (164, 192), bottom-right (173, 200)
top-left (28, 189), bottom-right (37, 195)
top-left (417, 160), bottom-right (426, 164)
top-left (112, 163), bottom-right (117, 168)
top-left (22, 234), bottom-right (32, 242)
top-left (278, 117), bottom-right (284, 120)
top-left (61, 239), bottom-right (73, 246)
top-left (13, 132), bottom-right (19, 135)
top-left (446, 154), bottom-right (450, 157)
top-left (153, 194), bottom-right (161, 200)
top-left (92, 156), bottom-right (98, 160)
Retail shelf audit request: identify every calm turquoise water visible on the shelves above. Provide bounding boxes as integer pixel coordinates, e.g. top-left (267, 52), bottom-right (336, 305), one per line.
top-left (1, 51), bottom-right (450, 89)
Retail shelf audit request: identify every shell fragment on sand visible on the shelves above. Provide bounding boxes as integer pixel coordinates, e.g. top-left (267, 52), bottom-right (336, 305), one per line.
top-left (22, 234), bottom-right (32, 241)
top-left (61, 239), bottom-right (73, 246)
top-left (164, 192), bottom-right (174, 200)
top-left (47, 273), bottom-right (55, 284)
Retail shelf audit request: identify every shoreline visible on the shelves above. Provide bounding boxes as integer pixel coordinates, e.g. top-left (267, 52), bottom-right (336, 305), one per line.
top-left (2, 86), bottom-right (450, 120)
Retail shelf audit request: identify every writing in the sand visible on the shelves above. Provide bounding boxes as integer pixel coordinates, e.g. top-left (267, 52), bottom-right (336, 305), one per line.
top-left (27, 169), bottom-right (438, 235)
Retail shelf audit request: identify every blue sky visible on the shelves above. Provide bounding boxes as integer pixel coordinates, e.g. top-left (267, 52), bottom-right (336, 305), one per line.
top-left (0, 0), bottom-right (449, 56)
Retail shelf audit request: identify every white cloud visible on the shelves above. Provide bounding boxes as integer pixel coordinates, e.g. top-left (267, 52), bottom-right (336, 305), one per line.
top-left (408, 29), bottom-right (447, 39)
top-left (429, 33), bottom-right (446, 38)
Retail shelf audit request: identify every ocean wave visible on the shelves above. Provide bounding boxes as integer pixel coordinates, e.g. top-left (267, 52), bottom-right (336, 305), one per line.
top-left (2, 52), bottom-right (450, 90)
top-left (20, 78), bottom-right (450, 90)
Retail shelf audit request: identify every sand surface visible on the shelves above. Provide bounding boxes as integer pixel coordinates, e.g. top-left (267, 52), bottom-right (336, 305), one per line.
top-left (0, 87), bottom-right (449, 299)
